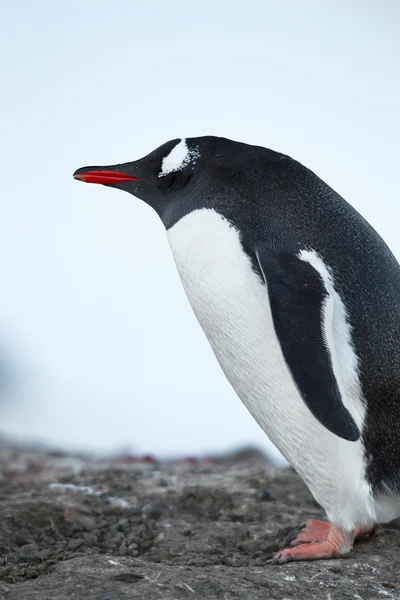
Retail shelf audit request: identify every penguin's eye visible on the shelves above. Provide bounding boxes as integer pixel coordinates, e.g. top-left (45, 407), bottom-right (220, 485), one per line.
top-left (159, 170), bottom-right (194, 193)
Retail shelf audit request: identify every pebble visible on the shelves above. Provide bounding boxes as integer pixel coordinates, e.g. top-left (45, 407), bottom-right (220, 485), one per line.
top-left (83, 532), bottom-right (98, 545)
top-left (142, 501), bottom-right (168, 521)
top-left (67, 538), bottom-right (84, 551)
top-left (260, 489), bottom-right (278, 501)
top-left (17, 543), bottom-right (38, 560)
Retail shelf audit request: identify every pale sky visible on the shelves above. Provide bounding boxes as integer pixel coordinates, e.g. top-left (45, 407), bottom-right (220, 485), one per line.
top-left (0, 0), bottom-right (399, 462)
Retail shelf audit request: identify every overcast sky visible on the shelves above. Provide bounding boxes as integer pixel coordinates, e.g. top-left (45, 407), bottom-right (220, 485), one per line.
top-left (0, 0), bottom-right (399, 461)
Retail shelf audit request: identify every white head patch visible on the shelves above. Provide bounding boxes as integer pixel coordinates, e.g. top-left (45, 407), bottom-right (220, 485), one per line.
top-left (158, 138), bottom-right (200, 178)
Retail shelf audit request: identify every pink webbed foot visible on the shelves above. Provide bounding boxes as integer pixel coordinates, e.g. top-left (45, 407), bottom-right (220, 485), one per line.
top-left (268, 520), bottom-right (378, 565)
top-left (288, 519), bottom-right (331, 546)
top-left (288, 519), bottom-right (378, 547)
top-left (268, 523), bottom-right (354, 565)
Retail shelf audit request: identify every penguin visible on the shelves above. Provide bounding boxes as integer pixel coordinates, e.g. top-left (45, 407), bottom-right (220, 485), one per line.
top-left (73, 136), bottom-right (400, 564)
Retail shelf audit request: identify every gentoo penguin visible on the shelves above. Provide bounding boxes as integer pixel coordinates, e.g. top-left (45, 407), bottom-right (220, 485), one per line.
top-left (73, 136), bottom-right (400, 564)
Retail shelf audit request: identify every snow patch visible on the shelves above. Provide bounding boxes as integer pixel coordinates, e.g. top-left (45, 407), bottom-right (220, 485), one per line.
top-left (159, 138), bottom-right (200, 177)
top-left (48, 482), bottom-right (133, 508)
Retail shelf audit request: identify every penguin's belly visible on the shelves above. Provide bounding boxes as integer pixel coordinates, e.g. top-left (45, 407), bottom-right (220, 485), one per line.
top-left (167, 208), bottom-right (376, 529)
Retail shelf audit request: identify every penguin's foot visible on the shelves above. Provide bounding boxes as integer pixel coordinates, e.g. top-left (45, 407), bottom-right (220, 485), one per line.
top-left (268, 523), bottom-right (353, 564)
top-left (287, 519), bottom-right (377, 547)
top-left (288, 519), bottom-right (330, 546)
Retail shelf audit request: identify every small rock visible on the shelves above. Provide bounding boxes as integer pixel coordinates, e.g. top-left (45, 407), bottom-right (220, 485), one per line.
top-left (77, 515), bottom-right (97, 531)
top-left (142, 501), bottom-right (168, 521)
top-left (54, 541), bottom-right (67, 549)
top-left (115, 518), bottom-right (129, 531)
top-left (15, 535), bottom-right (33, 546)
top-left (215, 535), bottom-right (228, 546)
top-left (41, 536), bottom-right (55, 546)
top-left (37, 548), bottom-right (53, 560)
top-left (67, 538), bottom-right (84, 551)
top-left (25, 569), bottom-right (39, 579)
top-left (83, 532), bottom-right (97, 545)
top-left (260, 489), bottom-right (278, 501)
top-left (16, 543), bottom-right (37, 560)
top-left (127, 545), bottom-right (139, 557)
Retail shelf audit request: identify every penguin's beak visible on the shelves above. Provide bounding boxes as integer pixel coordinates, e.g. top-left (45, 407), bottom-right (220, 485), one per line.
top-left (73, 166), bottom-right (139, 185)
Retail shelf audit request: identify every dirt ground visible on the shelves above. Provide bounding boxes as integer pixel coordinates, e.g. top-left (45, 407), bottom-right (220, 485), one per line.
top-left (0, 441), bottom-right (399, 600)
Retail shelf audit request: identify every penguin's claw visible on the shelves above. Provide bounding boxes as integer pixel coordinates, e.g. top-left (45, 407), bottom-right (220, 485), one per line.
top-left (268, 539), bottom-right (348, 564)
top-left (267, 523), bottom-right (354, 564)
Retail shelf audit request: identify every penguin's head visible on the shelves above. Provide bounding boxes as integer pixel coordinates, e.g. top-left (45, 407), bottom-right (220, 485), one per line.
top-left (73, 137), bottom-right (227, 227)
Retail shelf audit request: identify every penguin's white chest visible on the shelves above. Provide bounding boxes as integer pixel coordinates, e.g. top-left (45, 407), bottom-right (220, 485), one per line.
top-left (167, 208), bottom-right (376, 530)
top-left (167, 208), bottom-right (311, 450)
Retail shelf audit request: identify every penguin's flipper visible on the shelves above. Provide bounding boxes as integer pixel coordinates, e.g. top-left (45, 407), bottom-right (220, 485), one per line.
top-left (255, 250), bottom-right (360, 442)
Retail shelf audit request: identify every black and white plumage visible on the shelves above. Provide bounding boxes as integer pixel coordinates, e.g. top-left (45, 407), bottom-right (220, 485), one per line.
top-left (74, 136), bottom-right (400, 562)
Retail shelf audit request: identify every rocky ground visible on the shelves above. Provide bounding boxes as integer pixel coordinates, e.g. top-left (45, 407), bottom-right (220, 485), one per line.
top-left (0, 441), bottom-right (399, 600)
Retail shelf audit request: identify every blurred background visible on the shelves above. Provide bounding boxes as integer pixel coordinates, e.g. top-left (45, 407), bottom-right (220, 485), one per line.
top-left (0, 0), bottom-right (399, 464)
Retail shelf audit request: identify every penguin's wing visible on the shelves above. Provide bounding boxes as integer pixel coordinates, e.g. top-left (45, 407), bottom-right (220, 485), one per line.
top-left (255, 249), bottom-right (360, 442)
